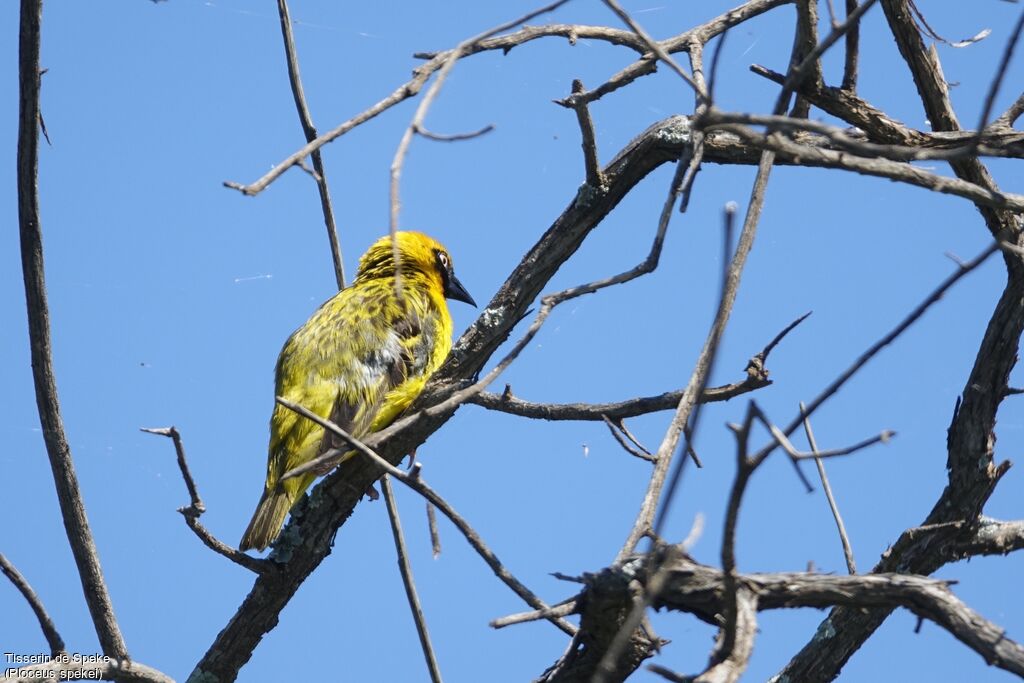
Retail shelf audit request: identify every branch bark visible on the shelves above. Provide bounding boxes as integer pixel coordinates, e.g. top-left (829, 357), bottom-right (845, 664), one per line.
top-left (772, 2), bottom-right (1024, 679)
top-left (17, 0), bottom-right (127, 661)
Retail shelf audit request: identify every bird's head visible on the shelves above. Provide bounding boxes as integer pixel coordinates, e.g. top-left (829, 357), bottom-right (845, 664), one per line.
top-left (356, 231), bottom-right (476, 307)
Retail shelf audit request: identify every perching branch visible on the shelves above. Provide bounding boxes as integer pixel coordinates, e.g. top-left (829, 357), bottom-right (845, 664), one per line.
top-left (275, 397), bottom-right (577, 638)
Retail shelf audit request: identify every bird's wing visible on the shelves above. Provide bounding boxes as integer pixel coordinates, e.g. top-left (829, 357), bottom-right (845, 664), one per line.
top-left (265, 286), bottom-right (435, 491)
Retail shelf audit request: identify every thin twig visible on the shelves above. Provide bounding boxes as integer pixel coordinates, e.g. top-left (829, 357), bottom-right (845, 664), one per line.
top-left (842, 0), bottom-right (860, 90)
top-left (17, 0), bottom-right (127, 659)
top-left (596, 185), bottom-right (770, 680)
top-left (142, 427), bottom-right (267, 574)
top-left (601, 0), bottom-right (706, 100)
top-left (182, 512), bottom-right (268, 574)
top-left (276, 397), bottom-right (577, 636)
top-left (382, 475), bottom-right (443, 683)
top-left (0, 553), bottom-right (65, 655)
top-left (751, 242), bottom-right (998, 464)
top-left (907, 0), bottom-right (990, 48)
top-left (718, 403), bottom-right (761, 664)
top-left (426, 501), bottom-right (442, 558)
top-left (652, 201), bottom-right (739, 537)
top-left (618, 420), bottom-right (653, 456)
top-left (386, 0), bottom-right (570, 302)
top-left (569, 79), bottom-right (604, 187)
top-left (788, 0), bottom-right (822, 119)
top-left (399, 136), bottom-right (697, 430)
top-left (558, 0), bottom-right (792, 110)
top-left (141, 426), bottom-right (204, 513)
top-left (994, 91), bottom-right (1024, 128)
top-left (602, 415), bottom-right (656, 462)
top-left (801, 403), bottom-right (858, 574)
top-left (770, 0), bottom-right (879, 116)
top-left (706, 30), bottom-right (728, 106)
top-left (416, 123), bottom-right (495, 142)
top-left (229, 3), bottom-right (790, 198)
top-left (490, 598), bottom-right (580, 629)
top-left (765, 420), bottom-right (895, 461)
top-left (389, 0), bottom-right (571, 233)
top-left (678, 41), bottom-right (708, 213)
top-left (975, 6), bottom-right (1024, 136)
top-left (647, 663), bottom-right (689, 682)
top-left (275, 0), bottom-right (345, 289)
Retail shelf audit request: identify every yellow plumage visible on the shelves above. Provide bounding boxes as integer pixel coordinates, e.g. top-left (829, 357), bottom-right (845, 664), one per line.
top-left (240, 231), bottom-right (475, 552)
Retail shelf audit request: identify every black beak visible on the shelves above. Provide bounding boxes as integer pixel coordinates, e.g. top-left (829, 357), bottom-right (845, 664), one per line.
top-left (444, 273), bottom-right (477, 307)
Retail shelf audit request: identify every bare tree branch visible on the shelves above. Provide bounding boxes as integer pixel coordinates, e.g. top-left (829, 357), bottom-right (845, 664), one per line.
top-left (801, 404), bottom-right (858, 574)
top-left (772, 3), bottom-right (1024, 677)
top-left (389, 0), bottom-right (571, 232)
top-left (275, 0), bottom-right (345, 289)
top-left (641, 159), bottom-right (771, 553)
top-left (17, 0), bottom-right (127, 660)
top-left (975, 6), bottom-right (1024, 135)
top-left (842, 0), bottom-right (861, 90)
top-left (694, 586), bottom-right (758, 683)
top-left (754, 242), bottom-right (998, 466)
top-left (464, 309), bottom-right (809, 422)
top-left (5, 659), bottom-right (174, 683)
top-left (648, 556), bottom-right (1024, 678)
top-left (600, 0), bottom-right (706, 99)
top-left (559, 0), bottom-right (793, 109)
top-left (0, 552), bottom-right (65, 656)
top-left (276, 397), bottom-right (577, 637)
top-left (954, 517), bottom-right (1024, 558)
top-left (568, 79), bottom-right (604, 188)
top-left (382, 475), bottom-right (443, 683)
top-left (140, 426), bottom-right (204, 513)
top-left (426, 501), bottom-right (442, 559)
top-left (708, 123), bottom-right (1024, 210)
top-left (415, 123), bottom-right (495, 142)
top-left (142, 427), bottom-right (268, 575)
top-left (603, 415), bottom-right (657, 463)
top-left (491, 599), bottom-right (580, 629)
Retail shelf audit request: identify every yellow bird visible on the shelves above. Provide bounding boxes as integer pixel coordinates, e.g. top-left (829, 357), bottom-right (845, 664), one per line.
top-left (240, 232), bottom-right (476, 552)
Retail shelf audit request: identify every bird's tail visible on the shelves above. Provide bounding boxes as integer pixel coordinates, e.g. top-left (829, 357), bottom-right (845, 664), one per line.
top-left (239, 488), bottom-right (292, 552)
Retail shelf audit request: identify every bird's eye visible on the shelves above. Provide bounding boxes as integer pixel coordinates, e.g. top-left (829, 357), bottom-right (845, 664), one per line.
top-left (437, 251), bottom-right (450, 271)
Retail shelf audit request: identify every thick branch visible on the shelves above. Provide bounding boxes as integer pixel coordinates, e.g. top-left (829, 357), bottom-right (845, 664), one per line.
top-left (775, 4), bottom-right (1024, 678)
top-left (650, 557), bottom-right (1024, 677)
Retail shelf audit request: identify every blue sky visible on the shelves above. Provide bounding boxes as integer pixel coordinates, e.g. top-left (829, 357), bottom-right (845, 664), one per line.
top-left (2, 1), bottom-right (1023, 681)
